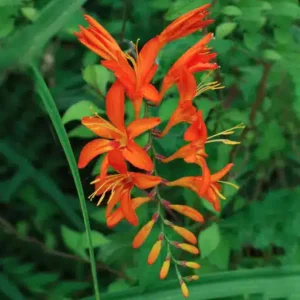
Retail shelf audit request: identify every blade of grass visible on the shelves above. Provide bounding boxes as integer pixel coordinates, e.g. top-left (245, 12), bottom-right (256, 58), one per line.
top-left (31, 64), bottom-right (100, 300)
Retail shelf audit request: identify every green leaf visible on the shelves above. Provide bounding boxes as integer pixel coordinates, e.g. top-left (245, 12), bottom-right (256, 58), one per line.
top-left (207, 239), bottom-right (230, 270)
top-left (215, 22), bottom-right (237, 39)
top-left (108, 280), bottom-right (130, 293)
top-left (0, 273), bottom-right (25, 300)
top-left (83, 65), bottom-right (113, 94)
top-left (32, 66), bottom-right (100, 299)
top-left (0, 0), bottom-right (85, 69)
top-left (22, 273), bottom-right (60, 292)
top-left (61, 225), bottom-right (86, 257)
top-left (21, 7), bottom-right (39, 21)
top-left (263, 49), bottom-right (282, 61)
top-left (198, 223), bottom-right (221, 258)
top-left (222, 6), bottom-right (242, 16)
top-left (84, 231), bottom-right (110, 248)
top-left (194, 98), bottom-right (218, 119)
top-left (244, 33), bottom-right (263, 51)
top-left (62, 100), bottom-right (104, 124)
top-left (68, 125), bottom-right (96, 138)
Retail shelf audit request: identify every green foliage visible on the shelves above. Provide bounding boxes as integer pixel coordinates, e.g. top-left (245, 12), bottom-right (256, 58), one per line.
top-left (1, 0), bottom-right (299, 299)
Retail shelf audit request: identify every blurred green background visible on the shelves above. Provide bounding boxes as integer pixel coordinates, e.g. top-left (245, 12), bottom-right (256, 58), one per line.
top-left (1, 0), bottom-right (300, 299)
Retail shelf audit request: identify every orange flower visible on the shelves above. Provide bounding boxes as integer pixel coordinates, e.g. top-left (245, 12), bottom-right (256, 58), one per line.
top-left (160, 257), bottom-right (170, 279)
top-left (160, 33), bottom-right (218, 97)
top-left (159, 4), bottom-right (213, 44)
top-left (148, 236), bottom-right (163, 265)
top-left (91, 153), bottom-right (162, 226)
top-left (166, 163), bottom-right (235, 212)
top-left (107, 196), bottom-right (151, 228)
top-left (75, 15), bottom-right (160, 118)
top-left (76, 5), bottom-right (213, 118)
top-left (78, 82), bottom-right (160, 175)
top-left (160, 69), bottom-right (197, 137)
top-left (163, 203), bottom-right (204, 223)
top-left (162, 111), bottom-right (211, 194)
top-left (132, 213), bottom-right (159, 248)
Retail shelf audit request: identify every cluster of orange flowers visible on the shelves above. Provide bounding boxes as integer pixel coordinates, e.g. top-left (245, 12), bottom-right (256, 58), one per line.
top-left (76, 4), bottom-right (243, 298)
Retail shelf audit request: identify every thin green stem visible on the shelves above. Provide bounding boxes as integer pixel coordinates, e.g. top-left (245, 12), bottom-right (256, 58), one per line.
top-left (31, 65), bottom-right (101, 300)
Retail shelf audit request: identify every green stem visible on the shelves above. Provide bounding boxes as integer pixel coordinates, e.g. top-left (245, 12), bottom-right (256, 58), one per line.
top-left (31, 65), bottom-right (101, 300)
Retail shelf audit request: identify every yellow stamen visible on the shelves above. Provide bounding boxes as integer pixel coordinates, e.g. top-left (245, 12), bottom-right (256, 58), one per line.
top-left (206, 139), bottom-right (241, 145)
top-left (207, 123), bottom-right (245, 140)
top-left (91, 174), bottom-right (120, 184)
top-left (196, 81), bottom-right (224, 96)
top-left (218, 180), bottom-right (239, 190)
top-left (96, 178), bottom-right (124, 206)
top-left (211, 184), bottom-right (226, 200)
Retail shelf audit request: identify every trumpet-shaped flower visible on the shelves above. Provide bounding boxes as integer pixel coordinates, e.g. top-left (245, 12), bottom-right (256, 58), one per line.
top-left (160, 33), bottom-right (218, 97)
top-left (160, 69), bottom-right (197, 137)
top-left (91, 152), bottom-right (162, 226)
top-left (166, 163), bottom-right (236, 211)
top-left (78, 81), bottom-right (160, 175)
top-left (162, 111), bottom-right (210, 194)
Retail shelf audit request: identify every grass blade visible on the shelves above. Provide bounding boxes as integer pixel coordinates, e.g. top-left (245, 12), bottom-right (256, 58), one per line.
top-left (31, 65), bottom-right (100, 300)
top-left (102, 266), bottom-right (300, 300)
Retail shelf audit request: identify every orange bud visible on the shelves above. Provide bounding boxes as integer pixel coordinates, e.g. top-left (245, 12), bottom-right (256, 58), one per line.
top-left (180, 280), bottom-right (189, 298)
top-left (148, 239), bottom-right (162, 265)
top-left (132, 218), bottom-right (156, 249)
top-left (169, 204), bottom-right (204, 223)
top-left (160, 257), bottom-right (170, 279)
top-left (185, 275), bottom-right (199, 282)
top-left (171, 225), bottom-right (197, 245)
top-left (176, 243), bottom-right (199, 255)
top-left (182, 261), bottom-right (201, 269)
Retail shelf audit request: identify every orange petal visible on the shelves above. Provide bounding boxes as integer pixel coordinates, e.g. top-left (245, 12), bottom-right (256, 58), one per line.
top-left (106, 81), bottom-right (126, 131)
top-left (127, 117), bottom-right (161, 139)
top-left (120, 189), bottom-right (138, 226)
top-left (177, 243), bottom-right (199, 254)
top-left (159, 4), bottom-right (213, 44)
top-left (123, 141), bottom-right (153, 171)
top-left (99, 154), bottom-right (109, 179)
top-left (147, 240), bottom-right (162, 265)
top-left (78, 139), bottom-right (117, 168)
top-left (204, 186), bottom-right (220, 212)
top-left (180, 280), bottom-right (189, 298)
top-left (107, 197), bottom-right (151, 228)
top-left (106, 186), bottom-right (123, 218)
top-left (132, 219), bottom-right (155, 248)
top-left (178, 69), bottom-right (197, 102)
top-left (160, 102), bottom-right (196, 137)
top-left (138, 36), bottom-right (162, 82)
top-left (169, 204), bottom-right (204, 223)
top-left (131, 173), bottom-right (162, 189)
top-left (171, 225), bottom-right (197, 245)
top-left (81, 116), bottom-right (123, 140)
top-left (160, 258), bottom-right (170, 279)
top-left (161, 144), bottom-right (194, 163)
top-left (141, 83), bottom-right (161, 104)
top-left (107, 149), bottom-right (128, 174)
top-left (184, 111), bottom-right (207, 143)
top-left (211, 163), bottom-right (234, 182)
top-left (166, 176), bottom-right (199, 195)
top-left (131, 96), bottom-right (143, 119)
top-left (196, 156), bottom-right (211, 196)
